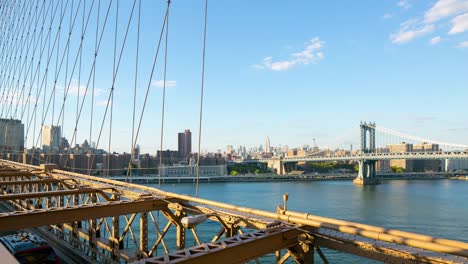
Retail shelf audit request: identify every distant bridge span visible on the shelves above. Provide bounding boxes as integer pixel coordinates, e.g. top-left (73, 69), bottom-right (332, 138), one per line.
top-left (239, 122), bottom-right (468, 183)
top-left (243, 151), bottom-right (468, 163)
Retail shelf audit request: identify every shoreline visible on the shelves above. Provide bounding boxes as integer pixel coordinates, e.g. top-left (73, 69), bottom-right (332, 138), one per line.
top-left (108, 174), bottom-right (455, 184)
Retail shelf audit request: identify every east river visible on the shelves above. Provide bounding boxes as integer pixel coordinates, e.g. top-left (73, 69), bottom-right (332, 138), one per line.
top-left (147, 179), bottom-right (468, 263)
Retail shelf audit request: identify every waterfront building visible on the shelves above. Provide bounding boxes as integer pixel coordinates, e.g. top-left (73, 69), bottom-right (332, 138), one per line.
top-left (160, 164), bottom-right (227, 177)
top-left (388, 142), bottom-right (414, 171)
top-left (413, 143), bottom-right (442, 172)
top-left (376, 147), bottom-right (391, 172)
top-left (387, 142), bottom-right (443, 172)
top-left (445, 159), bottom-right (468, 172)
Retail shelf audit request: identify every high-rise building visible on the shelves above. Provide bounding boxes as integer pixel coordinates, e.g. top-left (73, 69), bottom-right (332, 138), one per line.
top-left (0, 118), bottom-right (24, 152)
top-left (265, 136), bottom-right (271, 153)
top-left (132, 144), bottom-right (140, 160)
top-left (178, 129), bottom-right (192, 159)
top-left (226, 145), bottom-right (233, 155)
top-left (42, 125), bottom-right (61, 151)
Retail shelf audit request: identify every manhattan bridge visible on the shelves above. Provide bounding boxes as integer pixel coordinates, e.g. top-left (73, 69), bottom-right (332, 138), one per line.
top-left (0, 1), bottom-right (467, 263)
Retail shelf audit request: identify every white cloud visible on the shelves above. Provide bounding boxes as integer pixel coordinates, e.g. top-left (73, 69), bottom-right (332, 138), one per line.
top-left (0, 90), bottom-right (38, 106)
top-left (390, 19), bottom-right (435, 44)
top-left (383, 13), bottom-right (393, 19)
top-left (449, 13), bottom-right (468, 34)
top-left (151, 80), bottom-right (176, 88)
top-left (253, 37), bottom-right (325, 71)
top-left (458, 41), bottom-right (468, 48)
top-left (96, 100), bottom-right (111, 107)
top-left (430, 36), bottom-right (442, 45)
top-left (65, 79), bottom-right (104, 97)
top-left (398, 0), bottom-right (412, 10)
top-left (424, 0), bottom-right (468, 23)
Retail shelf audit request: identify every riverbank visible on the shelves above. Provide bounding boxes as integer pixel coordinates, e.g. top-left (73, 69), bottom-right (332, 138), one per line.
top-left (450, 176), bottom-right (468, 181)
top-left (109, 173), bottom-right (451, 184)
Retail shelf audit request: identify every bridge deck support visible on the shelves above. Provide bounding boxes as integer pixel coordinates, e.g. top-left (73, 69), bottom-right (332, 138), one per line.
top-left (354, 160), bottom-right (380, 185)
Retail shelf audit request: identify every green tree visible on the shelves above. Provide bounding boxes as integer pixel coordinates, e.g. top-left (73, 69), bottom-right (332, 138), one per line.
top-left (230, 170), bottom-right (238, 176)
top-left (390, 166), bottom-right (405, 173)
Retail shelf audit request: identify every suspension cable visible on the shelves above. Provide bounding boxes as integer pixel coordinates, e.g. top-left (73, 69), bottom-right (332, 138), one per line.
top-left (126, 3), bottom-right (170, 180)
top-left (128, 0), bottom-right (141, 182)
top-left (196, 0), bottom-right (209, 197)
top-left (89, 0), bottom-right (100, 174)
top-left (158, 0), bottom-right (171, 188)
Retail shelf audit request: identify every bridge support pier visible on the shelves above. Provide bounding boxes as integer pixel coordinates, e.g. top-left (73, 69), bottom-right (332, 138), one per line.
top-left (267, 158), bottom-right (284, 175)
top-left (354, 122), bottom-right (380, 185)
top-left (353, 160), bottom-right (380, 185)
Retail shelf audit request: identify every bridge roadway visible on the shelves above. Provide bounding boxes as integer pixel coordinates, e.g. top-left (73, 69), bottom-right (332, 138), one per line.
top-left (0, 159), bottom-right (467, 263)
top-left (243, 151), bottom-right (468, 163)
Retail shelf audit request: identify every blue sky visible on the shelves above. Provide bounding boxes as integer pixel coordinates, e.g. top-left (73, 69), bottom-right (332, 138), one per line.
top-left (11, 0), bottom-right (468, 153)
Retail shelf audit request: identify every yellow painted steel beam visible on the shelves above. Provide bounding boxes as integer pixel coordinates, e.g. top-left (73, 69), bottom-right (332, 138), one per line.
top-left (0, 172), bottom-right (34, 177)
top-left (313, 233), bottom-right (460, 264)
top-left (131, 225), bottom-right (303, 264)
top-left (0, 198), bottom-right (173, 232)
top-left (0, 188), bottom-right (110, 202)
top-left (0, 178), bottom-right (61, 186)
top-left (283, 209), bottom-right (468, 251)
top-left (2, 160), bottom-right (468, 261)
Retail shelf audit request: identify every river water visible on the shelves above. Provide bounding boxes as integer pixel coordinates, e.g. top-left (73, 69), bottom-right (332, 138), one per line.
top-left (148, 179), bottom-right (468, 263)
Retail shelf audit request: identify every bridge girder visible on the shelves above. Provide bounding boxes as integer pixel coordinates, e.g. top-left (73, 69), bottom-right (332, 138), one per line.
top-left (0, 159), bottom-right (467, 264)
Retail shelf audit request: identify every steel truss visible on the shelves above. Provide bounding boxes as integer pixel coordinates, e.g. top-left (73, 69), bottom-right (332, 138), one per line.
top-left (0, 160), bottom-right (467, 264)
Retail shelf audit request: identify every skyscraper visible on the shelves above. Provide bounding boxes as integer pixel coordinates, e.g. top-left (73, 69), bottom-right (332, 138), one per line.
top-left (178, 129), bottom-right (192, 159)
top-left (42, 125), bottom-right (61, 151)
top-left (265, 136), bottom-right (271, 153)
top-left (0, 118), bottom-right (24, 152)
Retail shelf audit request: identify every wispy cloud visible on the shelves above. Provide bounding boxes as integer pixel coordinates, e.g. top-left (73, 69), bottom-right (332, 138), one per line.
top-left (458, 41), bottom-right (468, 48)
top-left (383, 13), bottom-right (393, 20)
top-left (449, 13), bottom-right (468, 34)
top-left (96, 100), bottom-right (111, 107)
top-left (0, 90), bottom-right (38, 106)
top-left (424, 0), bottom-right (468, 23)
top-left (389, 0), bottom-right (468, 45)
top-left (63, 79), bottom-right (104, 97)
top-left (253, 37), bottom-right (325, 71)
top-left (390, 19), bottom-right (434, 44)
top-left (398, 0), bottom-right (412, 10)
top-left (430, 36), bottom-right (442, 45)
top-left (403, 113), bottom-right (437, 123)
top-left (444, 127), bottom-right (468, 132)
top-left (151, 80), bottom-right (176, 88)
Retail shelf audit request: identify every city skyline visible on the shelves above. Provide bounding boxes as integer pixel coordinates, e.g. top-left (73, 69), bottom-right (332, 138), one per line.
top-left (3, 0), bottom-right (468, 154)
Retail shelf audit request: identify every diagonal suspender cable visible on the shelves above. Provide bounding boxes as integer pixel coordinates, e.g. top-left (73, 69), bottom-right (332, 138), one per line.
top-left (127, 0), bottom-right (141, 182)
top-left (159, 0), bottom-right (171, 188)
top-left (87, 0), bottom-right (138, 173)
top-left (128, 3), bottom-right (170, 180)
top-left (28, 0), bottom-right (81, 165)
top-left (196, 0), bottom-right (209, 197)
top-left (89, 0), bottom-right (100, 174)
top-left (107, 0), bottom-right (118, 176)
